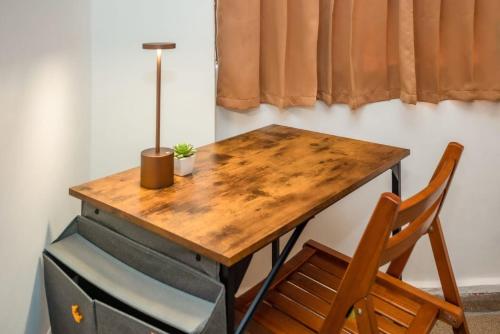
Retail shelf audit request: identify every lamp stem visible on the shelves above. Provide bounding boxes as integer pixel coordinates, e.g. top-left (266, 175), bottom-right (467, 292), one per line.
top-left (155, 50), bottom-right (162, 154)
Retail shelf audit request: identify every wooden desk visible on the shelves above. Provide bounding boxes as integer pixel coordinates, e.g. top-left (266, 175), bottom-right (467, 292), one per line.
top-left (70, 125), bottom-right (410, 333)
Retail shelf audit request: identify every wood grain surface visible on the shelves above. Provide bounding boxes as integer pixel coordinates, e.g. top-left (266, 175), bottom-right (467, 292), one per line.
top-left (70, 125), bottom-right (409, 266)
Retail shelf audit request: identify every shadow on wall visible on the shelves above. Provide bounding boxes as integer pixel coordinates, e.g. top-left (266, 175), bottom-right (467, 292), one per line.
top-left (24, 224), bottom-right (53, 334)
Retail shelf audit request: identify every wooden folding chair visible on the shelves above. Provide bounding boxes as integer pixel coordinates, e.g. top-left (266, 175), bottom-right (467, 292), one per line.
top-left (237, 143), bottom-right (469, 333)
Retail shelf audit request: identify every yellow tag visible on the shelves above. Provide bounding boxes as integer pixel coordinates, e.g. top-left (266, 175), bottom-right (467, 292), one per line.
top-left (71, 305), bottom-right (84, 324)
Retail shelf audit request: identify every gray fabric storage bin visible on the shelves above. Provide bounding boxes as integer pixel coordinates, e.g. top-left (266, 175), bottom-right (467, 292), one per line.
top-left (82, 202), bottom-right (220, 279)
top-left (44, 216), bottom-right (226, 334)
top-left (44, 255), bottom-right (97, 334)
top-left (95, 301), bottom-right (168, 334)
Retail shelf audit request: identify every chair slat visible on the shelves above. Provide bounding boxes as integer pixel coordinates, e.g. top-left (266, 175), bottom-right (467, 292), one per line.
top-left (394, 161), bottom-right (452, 229)
top-left (381, 197), bottom-right (442, 265)
top-left (373, 313), bottom-right (407, 334)
top-left (289, 272), bottom-right (335, 302)
top-left (375, 274), bottom-right (464, 328)
top-left (406, 304), bottom-right (439, 334)
top-left (306, 256), bottom-right (416, 327)
top-left (266, 291), bottom-right (324, 331)
top-left (299, 263), bottom-right (342, 291)
top-left (277, 281), bottom-right (331, 316)
top-left (289, 271), bottom-right (415, 328)
top-left (372, 298), bottom-right (413, 328)
top-left (308, 250), bottom-right (422, 318)
top-left (309, 254), bottom-right (347, 278)
top-left (371, 284), bottom-right (421, 316)
top-left (252, 302), bottom-right (316, 334)
top-left (237, 246), bottom-right (316, 308)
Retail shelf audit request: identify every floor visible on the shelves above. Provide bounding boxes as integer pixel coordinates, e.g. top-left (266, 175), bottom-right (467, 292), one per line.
top-left (432, 312), bottom-right (500, 333)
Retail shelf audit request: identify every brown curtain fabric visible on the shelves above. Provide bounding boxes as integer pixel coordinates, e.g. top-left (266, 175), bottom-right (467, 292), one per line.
top-left (216, 0), bottom-right (500, 110)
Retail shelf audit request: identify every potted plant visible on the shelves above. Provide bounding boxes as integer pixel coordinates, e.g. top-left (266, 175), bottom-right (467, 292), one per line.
top-left (173, 143), bottom-right (197, 176)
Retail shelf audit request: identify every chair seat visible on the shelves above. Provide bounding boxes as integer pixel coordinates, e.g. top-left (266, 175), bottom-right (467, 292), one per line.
top-left (236, 240), bottom-right (449, 334)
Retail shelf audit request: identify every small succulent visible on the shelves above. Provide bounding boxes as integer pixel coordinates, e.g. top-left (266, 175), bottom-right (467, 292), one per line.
top-left (173, 143), bottom-right (197, 159)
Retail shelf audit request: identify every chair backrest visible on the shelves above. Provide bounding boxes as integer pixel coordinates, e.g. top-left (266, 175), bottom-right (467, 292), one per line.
top-left (320, 142), bottom-right (464, 334)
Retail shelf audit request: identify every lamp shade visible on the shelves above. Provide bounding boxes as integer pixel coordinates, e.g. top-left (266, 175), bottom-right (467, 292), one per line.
top-left (142, 42), bottom-right (176, 50)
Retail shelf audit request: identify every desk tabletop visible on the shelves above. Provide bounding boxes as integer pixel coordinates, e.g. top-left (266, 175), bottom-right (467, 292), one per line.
top-left (70, 125), bottom-right (409, 266)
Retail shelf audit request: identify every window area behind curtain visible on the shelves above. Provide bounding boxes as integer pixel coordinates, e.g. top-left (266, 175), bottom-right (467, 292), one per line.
top-left (216, 0), bottom-right (500, 110)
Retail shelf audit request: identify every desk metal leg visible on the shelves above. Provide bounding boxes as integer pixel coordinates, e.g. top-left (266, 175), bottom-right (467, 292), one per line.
top-left (391, 162), bottom-right (403, 280)
top-left (220, 255), bottom-right (252, 334)
top-left (391, 161), bottom-right (401, 235)
top-left (392, 162), bottom-right (402, 236)
top-left (235, 220), bottom-right (309, 334)
top-left (272, 239), bottom-right (280, 266)
top-left (392, 162), bottom-right (401, 198)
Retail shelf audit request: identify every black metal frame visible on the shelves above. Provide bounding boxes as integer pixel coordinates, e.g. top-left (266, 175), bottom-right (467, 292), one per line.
top-left (272, 240), bottom-right (280, 266)
top-left (392, 162), bottom-right (401, 197)
top-left (220, 161), bottom-right (403, 333)
top-left (219, 220), bottom-right (309, 334)
top-left (391, 162), bottom-right (403, 281)
top-left (391, 162), bottom-right (402, 234)
top-left (220, 255), bottom-right (253, 334)
top-left (235, 220), bottom-right (309, 334)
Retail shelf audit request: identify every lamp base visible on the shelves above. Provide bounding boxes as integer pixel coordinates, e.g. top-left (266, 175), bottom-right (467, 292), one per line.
top-left (140, 147), bottom-right (174, 189)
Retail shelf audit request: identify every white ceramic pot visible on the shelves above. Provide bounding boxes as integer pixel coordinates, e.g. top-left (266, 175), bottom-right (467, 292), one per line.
top-left (174, 154), bottom-right (196, 176)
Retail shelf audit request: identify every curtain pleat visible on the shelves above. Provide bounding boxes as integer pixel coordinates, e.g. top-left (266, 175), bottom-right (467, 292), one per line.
top-left (398, 0), bottom-right (417, 103)
top-left (351, 0), bottom-right (390, 107)
top-left (260, 0), bottom-right (319, 108)
top-left (474, 0), bottom-right (500, 98)
top-left (413, 0), bottom-right (441, 101)
top-left (387, 0), bottom-right (401, 97)
top-left (439, 0), bottom-right (476, 98)
top-left (317, 0), bottom-right (335, 101)
top-left (216, 0), bottom-right (261, 110)
top-left (216, 0), bottom-right (500, 111)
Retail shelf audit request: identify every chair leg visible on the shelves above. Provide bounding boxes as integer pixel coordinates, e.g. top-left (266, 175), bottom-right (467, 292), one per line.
top-left (353, 297), bottom-right (378, 334)
top-left (453, 322), bottom-right (470, 334)
top-left (428, 218), bottom-right (470, 334)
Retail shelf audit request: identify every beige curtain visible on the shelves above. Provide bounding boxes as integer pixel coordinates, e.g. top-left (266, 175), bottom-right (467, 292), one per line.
top-left (216, 0), bottom-right (500, 110)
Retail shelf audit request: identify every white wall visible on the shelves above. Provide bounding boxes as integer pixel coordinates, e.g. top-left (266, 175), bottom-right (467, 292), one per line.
top-left (217, 100), bottom-right (500, 292)
top-left (0, 1), bottom-right (215, 332)
top-left (0, 0), bottom-right (91, 333)
top-left (90, 0), bottom-right (215, 178)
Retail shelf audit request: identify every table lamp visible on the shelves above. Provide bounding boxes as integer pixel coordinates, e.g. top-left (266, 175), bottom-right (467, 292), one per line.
top-left (140, 42), bottom-right (176, 189)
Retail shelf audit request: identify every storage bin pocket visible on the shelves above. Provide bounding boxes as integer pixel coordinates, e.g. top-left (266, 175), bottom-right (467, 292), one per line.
top-left (43, 255), bottom-right (96, 334)
top-left (82, 202), bottom-right (219, 279)
top-left (82, 202), bottom-right (220, 280)
top-left (45, 216), bottom-right (226, 334)
top-left (77, 216), bottom-right (223, 303)
top-left (96, 301), bottom-right (169, 334)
